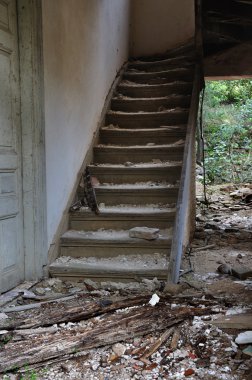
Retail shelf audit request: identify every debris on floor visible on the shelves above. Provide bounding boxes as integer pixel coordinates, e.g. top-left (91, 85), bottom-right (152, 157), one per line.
top-left (0, 183), bottom-right (251, 379)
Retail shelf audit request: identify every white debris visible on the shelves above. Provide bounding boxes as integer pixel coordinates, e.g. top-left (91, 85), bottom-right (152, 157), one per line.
top-left (0, 313), bottom-right (8, 321)
top-left (149, 293), bottom-right (160, 306)
top-left (112, 343), bottom-right (127, 357)
top-left (226, 306), bottom-right (249, 315)
top-left (235, 331), bottom-right (252, 345)
top-left (0, 330), bottom-right (9, 335)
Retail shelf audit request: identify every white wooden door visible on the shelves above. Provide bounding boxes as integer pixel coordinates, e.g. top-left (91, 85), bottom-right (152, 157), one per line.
top-left (0, 0), bottom-right (24, 292)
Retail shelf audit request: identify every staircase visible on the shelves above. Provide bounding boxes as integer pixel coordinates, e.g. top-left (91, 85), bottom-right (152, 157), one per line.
top-left (49, 54), bottom-right (195, 281)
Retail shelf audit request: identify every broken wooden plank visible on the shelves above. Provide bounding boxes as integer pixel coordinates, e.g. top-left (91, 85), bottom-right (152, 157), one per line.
top-left (0, 281), bottom-right (38, 308)
top-left (140, 326), bottom-right (175, 364)
top-left (0, 295), bottom-right (151, 330)
top-left (0, 304), bottom-right (213, 372)
top-left (1, 293), bottom-right (83, 313)
top-left (170, 326), bottom-right (181, 350)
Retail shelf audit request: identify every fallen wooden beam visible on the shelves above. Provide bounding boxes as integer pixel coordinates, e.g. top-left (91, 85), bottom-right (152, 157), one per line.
top-left (0, 295), bottom-right (151, 330)
top-left (0, 304), bottom-right (212, 373)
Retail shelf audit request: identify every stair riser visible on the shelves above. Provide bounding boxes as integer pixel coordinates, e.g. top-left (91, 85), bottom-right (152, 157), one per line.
top-left (78, 189), bottom-right (178, 205)
top-left (88, 167), bottom-right (182, 183)
top-left (49, 269), bottom-right (168, 281)
top-left (123, 70), bottom-right (193, 84)
top-left (60, 245), bottom-right (171, 258)
top-left (118, 83), bottom-right (192, 98)
top-left (100, 131), bottom-right (186, 145)
top-left (111, 97), bottom-right (190, 112)
top-left (106, 112), bottom-right (188, 128)
top-left (93, 149), bottom-right (184, 164)
top-left (70, 218), bottom-right (175, 231)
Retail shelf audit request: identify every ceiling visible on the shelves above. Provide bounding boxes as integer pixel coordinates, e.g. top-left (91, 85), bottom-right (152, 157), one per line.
top-left (202, 0), bottom-right (252, 56)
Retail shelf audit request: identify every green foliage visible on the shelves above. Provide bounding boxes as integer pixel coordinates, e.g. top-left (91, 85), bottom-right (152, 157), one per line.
top-left (203, 80), bottom-right (252, 184)
top-left (19, 365), bottom-right (41, 380)
top-left (205, 79), bottom-right (252, 107)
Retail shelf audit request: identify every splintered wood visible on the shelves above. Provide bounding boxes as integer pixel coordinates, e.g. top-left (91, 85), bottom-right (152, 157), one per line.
top-left (0, 295), bottom-right (215, 373)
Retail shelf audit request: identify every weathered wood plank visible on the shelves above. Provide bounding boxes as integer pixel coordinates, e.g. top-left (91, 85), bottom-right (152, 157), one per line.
top-left (0, 304), bottom-right (212, 373)
top-left (0, 295), bottom-right (151, 330)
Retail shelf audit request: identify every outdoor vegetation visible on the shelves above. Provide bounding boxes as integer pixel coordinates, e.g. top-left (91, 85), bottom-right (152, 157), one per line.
top-left (202, 79), bottom-right (252, 184)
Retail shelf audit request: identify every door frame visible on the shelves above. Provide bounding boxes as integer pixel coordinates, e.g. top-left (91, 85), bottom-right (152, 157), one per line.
top-left (17, 0), bottom-right (47, 280)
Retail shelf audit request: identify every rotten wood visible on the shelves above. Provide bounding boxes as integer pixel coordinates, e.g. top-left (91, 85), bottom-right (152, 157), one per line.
top-left (0, 281), bottom-right (38, 308)
top-left (140, 326), bottom-right (176, 364)
top-left (2, 295), bottom-right (79, 313)
top-left (0, 304), bottom-right (213, 373)
top-left (0, 295), bottom-right (151, 330)
top-left (18, 351), bottom-right (90, 374)
top-left (170, 326), bottom-right (181, 350)
top-left (0, 294), bottom-right (221, 332)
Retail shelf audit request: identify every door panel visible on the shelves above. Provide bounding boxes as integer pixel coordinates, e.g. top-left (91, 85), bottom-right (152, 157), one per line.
top-left (0, 0), bottom-right (24, 292)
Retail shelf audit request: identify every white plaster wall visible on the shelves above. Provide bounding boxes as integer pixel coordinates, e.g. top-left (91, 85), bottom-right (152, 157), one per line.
top-left (130, 0), bottom-right (195, 56)
top-left (42, 0), bottom-right (130, 247)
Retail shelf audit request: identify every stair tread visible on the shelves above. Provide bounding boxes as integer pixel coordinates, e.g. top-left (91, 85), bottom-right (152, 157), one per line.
top-left (61, 228), bottom-right (172, 245)
top-left (118, 81), bottom-right (192, 88)
top-left (128, 55), bottom-right (193, 67)
top-left (49, 253), bottom-right (168, 279)
top-left (106, 108), bottom-right (188, 116)
top-left (94, 183), bottom-right (179, 190)
top-left (110, 96), bottom-right (191, 112)
top-left (89, 161), bottom-right (182, 169)
top-left (71, 204), bottom-right (176, 217)
top-left (112, 95), bottom-right (190, 101)
top-left (94, 145), bottom-right (184, 152)
top-left (101, 126), bottom-right (186, 132)
top-left (124, 67), bottom-right (192, 76)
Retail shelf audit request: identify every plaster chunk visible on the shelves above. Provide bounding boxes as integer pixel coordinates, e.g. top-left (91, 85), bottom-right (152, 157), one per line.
top-left (129, 227), bottom-right (160, 240)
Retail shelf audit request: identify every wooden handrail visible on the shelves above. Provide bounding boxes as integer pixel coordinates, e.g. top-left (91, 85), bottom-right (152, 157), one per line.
top-left (167, 65), bottom-right (202, 283)
top-left (167, 0), bottom-right (205, 283)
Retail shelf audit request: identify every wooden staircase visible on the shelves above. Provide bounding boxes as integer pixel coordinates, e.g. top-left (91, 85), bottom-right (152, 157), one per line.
top-left (49, 54), bottom-right (195, 281)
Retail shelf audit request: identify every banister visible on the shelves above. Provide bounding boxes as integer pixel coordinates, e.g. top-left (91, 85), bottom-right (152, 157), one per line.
top-left (167, 64), bottom-right (202, 283)
top-left (167, 0), bottom-right (205, 283)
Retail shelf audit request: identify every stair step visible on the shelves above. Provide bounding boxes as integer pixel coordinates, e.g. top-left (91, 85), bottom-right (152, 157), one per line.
top-left (59, 228), bottom-right (172, 258)
top-left (100, 126), bottom-right (186, 145)
top-left (69, 205), bottom-right (176, 231)
top-left (106, 109), bottom-right (188, 128)
top-left (111, 95), bottom-right (191, 112)
top-left (78, 184), bottom-right (179, 205)
top-left (123, 67), bottom-right (193, 84)
top-left (88, 162), bottom-right (182, 183)
top-left (93, 144), bottom-right (184, 164)
top-left (128, 55), bottom-right (194, 72)
top-left (117, 81), bottom-right (192, 98)
top-left (49, 253), bottom-right (169, 281)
